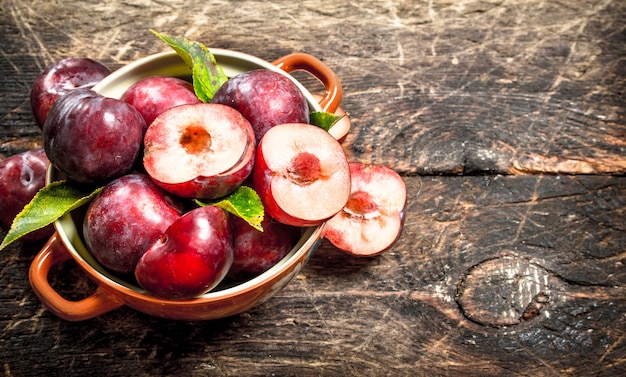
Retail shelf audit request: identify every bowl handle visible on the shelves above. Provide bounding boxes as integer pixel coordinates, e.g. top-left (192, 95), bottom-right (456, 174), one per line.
top-left (29, 232), bottom-right (123, 321)
top-left (272, 53), bottom-right (342, 114)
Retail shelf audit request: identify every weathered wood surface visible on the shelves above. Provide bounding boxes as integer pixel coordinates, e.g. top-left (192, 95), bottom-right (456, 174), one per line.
top-left (1, 1), bottom-right (625, 376)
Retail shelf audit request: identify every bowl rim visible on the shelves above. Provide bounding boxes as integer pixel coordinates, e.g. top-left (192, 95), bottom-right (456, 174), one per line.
top-left (49, 193), bottom-right (325, 304)
top-left (92, 49), bottom-right (323, 113)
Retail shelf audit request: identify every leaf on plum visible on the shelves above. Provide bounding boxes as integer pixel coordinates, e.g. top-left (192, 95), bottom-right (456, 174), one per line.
top-left (151, 29), bottom-right (228, 103)
top-left (196, 185), bottom-right (264, 232)
top-left (310, 111), bottom-right (345, 132)
top-left (0, 181), bottom-right (102, 251)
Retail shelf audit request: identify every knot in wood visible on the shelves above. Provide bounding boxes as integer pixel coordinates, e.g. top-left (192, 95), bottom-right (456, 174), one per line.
top-left (455, 256), bottom-right (562, 328)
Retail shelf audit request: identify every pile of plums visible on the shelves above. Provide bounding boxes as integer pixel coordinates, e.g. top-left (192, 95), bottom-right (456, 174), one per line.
top-left (0, 54), bottom-right (406, 300)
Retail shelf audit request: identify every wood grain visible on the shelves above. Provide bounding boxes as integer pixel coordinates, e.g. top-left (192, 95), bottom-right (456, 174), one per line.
top-left (1, 0), bottom-right (625, 376)
top-left (2, 176), bottom-right (625, 376)
top-left (2, 0), bottom-right (624, 174)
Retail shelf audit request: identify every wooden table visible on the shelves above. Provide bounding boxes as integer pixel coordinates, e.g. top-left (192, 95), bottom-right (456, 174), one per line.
top-left (1, 1), bottom-right (624, 376)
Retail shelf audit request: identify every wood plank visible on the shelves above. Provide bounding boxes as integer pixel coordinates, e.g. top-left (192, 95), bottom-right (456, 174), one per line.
top-left (1, 0), bottom-right (624, 174)
top-left (1, 176), bottom-right (624, 376)
top-left (1, 0), bottom-right (625, 376)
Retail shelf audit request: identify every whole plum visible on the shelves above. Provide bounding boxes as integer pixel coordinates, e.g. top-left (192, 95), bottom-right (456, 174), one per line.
top-left (0, 148), bottom-right (54, 242)
top-left (83, 173), bottom-right (184, 276)
top-left (43, 88), bottom-right (147, 183)
top-left (227, 212), bottom-right (300, 280)
top-left (135, 205), bottom-right (234, 299)
top-left (121, 76), bottom-right (201, 126)
top-left (212, 69), bottom-right (309, 144)
top-left (30, 57), bottom-right (111, 128)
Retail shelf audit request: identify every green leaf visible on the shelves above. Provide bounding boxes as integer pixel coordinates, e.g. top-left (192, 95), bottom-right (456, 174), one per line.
top-left (151, 29), bottom-right (229, 103)
top-left (0, 181), bottom-right (102, 251)
top-left (196, 186), bottom-right (264, 231)
top-left (310, 111), bottom-right (345, 132)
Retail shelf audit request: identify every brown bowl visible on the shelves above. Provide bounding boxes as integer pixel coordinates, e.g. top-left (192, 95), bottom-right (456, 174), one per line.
top-left (28, 49), bottom-right (342, 321)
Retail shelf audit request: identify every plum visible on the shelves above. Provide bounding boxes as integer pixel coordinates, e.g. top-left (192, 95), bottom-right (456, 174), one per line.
top-left (135, 205), bottom-right (234, 299)
top-left (121, 76), bottom-right (201, 126)
top-left (143, 103), bottom-right (255, 200)
top-left (43, 88), bottom-right (147, 183)
top-left (252, 122), bottom-right (351, 227)
top-left (212, 69), bottom-right (309, 144)
top-left (83, 174), bottom-right (184, 276)
top-left (227, 212), bottom-right (301, 280)
top-left (30, 57), bottom-right (111, 128)
top-left (324, 162), bottom-right (407, 256)
top-left (0, 148), bottom-right (54, 242)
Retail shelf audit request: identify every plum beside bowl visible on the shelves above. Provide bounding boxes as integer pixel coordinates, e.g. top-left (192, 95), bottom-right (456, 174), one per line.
top-left (28, 49), bottom-right (343, 321)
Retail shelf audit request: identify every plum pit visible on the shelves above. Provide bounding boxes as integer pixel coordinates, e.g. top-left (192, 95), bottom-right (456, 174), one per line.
top-left (287, 152), bottom-right (321, 185)
top-left (180, 125), bottom-right (212, 154)
top-left (345, 190), bottom-right (378, 217)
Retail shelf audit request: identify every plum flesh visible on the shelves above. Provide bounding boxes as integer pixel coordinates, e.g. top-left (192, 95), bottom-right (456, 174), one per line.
top-left (253, 123), bottom-right (350, 227)
top-left (143, 103), bottom-right (255, 200)
top-left (324, 162), bottom-right (407, 256)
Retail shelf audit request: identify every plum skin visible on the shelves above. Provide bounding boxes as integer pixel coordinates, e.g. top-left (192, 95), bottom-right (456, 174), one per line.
top-left (83, 174), bottom-right (184, 276)
top-left (43, 88), bottom-right (147, 183)
top-left (227, 213), bottom-right (300, 280)
top-left (121, 76), bottom-right (201, 126)
top-left (30, 57), bottom-right (111, 128)
top-left (135, 205), bottom-right (234, 299)
top-left (0, 148), bottom-right (54, 242)
top-left (212, 69), bottom-right (309, 144)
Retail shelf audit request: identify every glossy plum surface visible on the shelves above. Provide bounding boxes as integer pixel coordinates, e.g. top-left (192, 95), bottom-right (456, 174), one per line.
top-left (227, 212), bottom-right (300, 280)
top-left (30, 57), bottom-right (111, 128)
top-left (135, 205), bottom-right (234, 299)
top-left (43, 88), bottom-right (147, 183)
top-left (121, 76), bottom-right (201, 126)
top-left (0, 148), bottom-right (54, 242)
top-left (83, 174), bottom-right (184, 275)
top-left (212, 69), bottom-right (309, 144)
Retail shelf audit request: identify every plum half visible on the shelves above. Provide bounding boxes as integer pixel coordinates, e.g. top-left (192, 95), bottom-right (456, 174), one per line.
top-left (143, 103), bottom-right (256, 200)
top-left (253, 122), bottom-right (351, 227)
top-left (324, 162), bottom-right (407, 256)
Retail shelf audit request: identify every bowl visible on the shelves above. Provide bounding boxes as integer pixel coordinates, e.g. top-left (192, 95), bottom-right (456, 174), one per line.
top-left (28, 49), bottom-right (343, 321)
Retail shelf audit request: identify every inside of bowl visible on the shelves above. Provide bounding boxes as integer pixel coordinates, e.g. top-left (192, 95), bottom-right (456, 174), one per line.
top-left (51, 49), bottom-right (327, 299)
top-left (93, 50), bottom-right (323, 113)
top-left (53, 202), bottom-right (321, 296)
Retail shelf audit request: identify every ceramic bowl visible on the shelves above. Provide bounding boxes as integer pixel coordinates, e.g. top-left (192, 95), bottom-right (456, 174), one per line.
top-left (28, 49), bottom-right (342, 321)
